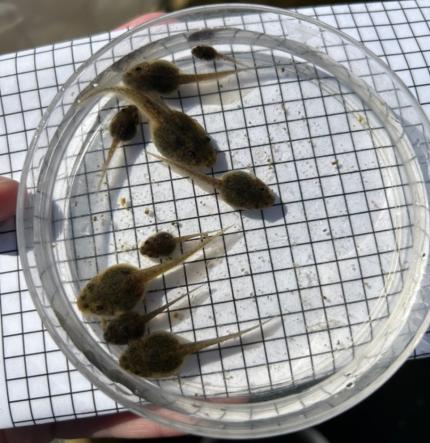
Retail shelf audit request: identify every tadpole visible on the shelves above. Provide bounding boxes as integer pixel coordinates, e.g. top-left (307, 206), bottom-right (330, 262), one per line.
top-left (140, 230), bottom-right (215, 258)
top-left (98, 105), bottom-right (139, 189)
top-left (148, 151), bottom-right (276, 210)
top-left (119, 321), bottom-right (265, 378)
top-left (191, 45), bottom-right (248, 67)
top-left (103, 286), bottom-right (200, 344)
top-left (122, 59), bottom-right (244, 94)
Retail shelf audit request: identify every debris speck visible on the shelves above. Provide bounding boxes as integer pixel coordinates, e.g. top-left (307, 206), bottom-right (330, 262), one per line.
top-left (92, 215), bottom-right (98, 222)
top-left (144, 207), bottom-right (153, 216)
top-left (332, 159), bottom-right (342, 169)
top-left (172, 311), bottom-right (183, 321)
top-left (119, 196), bottom-right (128, 208)
top-left (357, 114), bottom-right (366, 124)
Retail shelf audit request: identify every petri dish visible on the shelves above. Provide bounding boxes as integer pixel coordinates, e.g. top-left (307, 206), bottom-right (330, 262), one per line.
top-left (17, 4), bottom-right (430, 438)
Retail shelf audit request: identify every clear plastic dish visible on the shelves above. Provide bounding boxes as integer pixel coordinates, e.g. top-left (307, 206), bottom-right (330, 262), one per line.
top-left (17, 3), bottom-right (430, 438)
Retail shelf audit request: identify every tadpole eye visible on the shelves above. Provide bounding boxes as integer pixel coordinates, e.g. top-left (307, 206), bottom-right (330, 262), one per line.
top-left (135, 66), bottom-right (142, 72)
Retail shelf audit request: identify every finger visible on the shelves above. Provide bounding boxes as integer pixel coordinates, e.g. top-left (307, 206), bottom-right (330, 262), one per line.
top-left (88, 412), bottom-right (183, 439)
top-left (0, 177), bottom-right (18, 221)
top-left (1, 412), bottom-right (182, 443)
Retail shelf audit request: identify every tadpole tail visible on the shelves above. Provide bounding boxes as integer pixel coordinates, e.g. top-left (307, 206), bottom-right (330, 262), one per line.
top-left (147, 151), bottom-right (223, 188)
top-left (178, 228), bottom-right (220, 242)
top-left (178, 66), bottom-right (256, 84)
top-left (97, 138), bottom-right (120, 190)
top-left (78, 86), bottom-right (170, 124)
top-left (182, 319), bottom-right (271, 354)
top-left (141, 285), bottom-right (202, 322)
top-left (219, 54), bottom-right (250, 68)
top-left (138, 228), bottom-right (224, 283)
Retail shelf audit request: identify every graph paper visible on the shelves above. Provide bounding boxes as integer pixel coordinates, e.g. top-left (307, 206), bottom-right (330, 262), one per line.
top-left (1, 0), bottom-right (430, 429)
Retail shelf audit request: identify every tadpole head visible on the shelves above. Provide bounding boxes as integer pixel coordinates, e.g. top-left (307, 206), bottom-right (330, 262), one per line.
top-left (103, 311), bottom-right (145, 344)
top-left (139, 232), bottom-right (177, 258)
top-left (109, 105), bottom-right (139, 141)
top-left (77, 264), bottom-right (144, 317)
top-left (191, 45), bottom-right (218, 61)
top-left (77, 278), bottom-right (106, 315)
top-left (220, 171), bottom-right (276, 210)
top-left (119, 331), bottom-right (185, 378)
top-left (153, 112), bottom-right (217, 168)
top-left (122, 60), bottom-right (180, 94)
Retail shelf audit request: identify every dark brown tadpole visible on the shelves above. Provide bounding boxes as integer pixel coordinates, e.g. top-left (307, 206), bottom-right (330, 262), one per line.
top-left (148, 152), bottom-right (276, 210)
top-left (191, 45), bottom-right (248, 67)
top-left (98, 105), bottom-right (139, 189)
top-left (77, 229), bottom-right (224, 317)
top-left (80, 86), bottom-right (216, 168)
top-left (140, 230), bottom-right (215, 258)
top-left (122, 59), bottom-right (244, 94)
top-left (103, 286), bottom-right (200, 344)
top-left (119, 322), bottom-right (264, 379)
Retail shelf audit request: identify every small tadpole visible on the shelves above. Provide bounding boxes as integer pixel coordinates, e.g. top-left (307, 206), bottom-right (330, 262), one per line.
top-left (119, 320), bottom-right (269, 378)
top-left (98, 105), bottom-right (139, 190)
top-left (139, 230), bottom-right (215, 258)
top-left (77, 229), bottom-right (225, 317)
top-left (79, 86), bottom-right (217, 168)
top-left (103, 286), bottom-right (201, 344)
top-left (148, 151), bottom-right (276, 210)
top-left (191, 45), bottom-right (248, 67)
top-left (122, 59), bottom-right (248, 94)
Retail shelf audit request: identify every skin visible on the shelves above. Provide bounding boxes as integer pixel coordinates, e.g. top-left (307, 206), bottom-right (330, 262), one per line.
top-left (103, 286), bottom-right (199, 344)
top-left (122, 59), bottom-right (243, 94)
top-left (0, 177), bottom-right (18, 221)
top-left (119, 322), bottom-right (263, 379)
top-left (191, 45), bottom-right (248, 67)
top-left (77, 229), bottom-right (223, 317)
top-left (80, 86), bottom-right (217, 168)
top-left (98, 105), bottom-right (139, 189)
top-left (139, 230), bottom-right (214, 258)
top-left (148, 151), bottom-right (276, 210)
